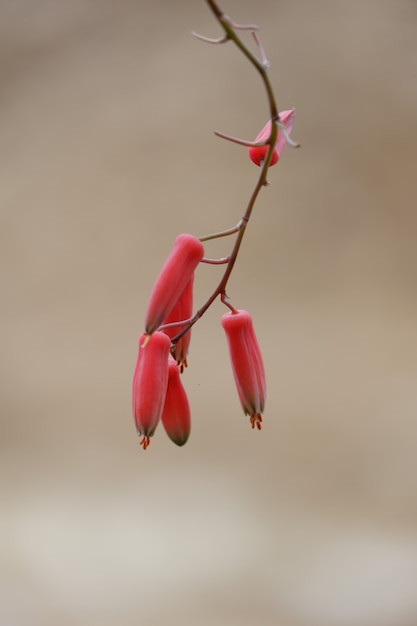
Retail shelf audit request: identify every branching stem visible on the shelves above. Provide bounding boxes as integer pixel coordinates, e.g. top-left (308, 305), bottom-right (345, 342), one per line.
top-left (170, 0), bottom-right (282, 344)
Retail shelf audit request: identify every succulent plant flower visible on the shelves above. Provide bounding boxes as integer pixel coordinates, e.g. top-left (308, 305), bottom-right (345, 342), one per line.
top-left (162, 276), bottom-right (194, 371)
top-left (161, 359), bottom-right (191, 446)
top-left (248, 109), bottom-right (295, 166)
top-left (129, 6), bottom-right (300, 451)
top-left (145, 234), bottom-right (204, 335)
top-left (221, 309), bottom-right (266, 429)
top-left (132, 331), bottom-right (171, 449)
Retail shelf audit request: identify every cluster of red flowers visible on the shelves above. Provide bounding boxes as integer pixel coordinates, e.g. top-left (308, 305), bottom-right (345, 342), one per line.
top-left (132, 233), bottom-right (266, 450)
top-left (132, 112), bottom-right (294, 450)
top-left (132, 234), bottom-right (203, 450)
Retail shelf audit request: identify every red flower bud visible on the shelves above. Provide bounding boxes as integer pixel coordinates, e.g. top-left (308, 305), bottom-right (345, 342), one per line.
top-left (162, 276), bottom-right (194, 371)
top-left (145, 234), bottom-right (204, 335)
top-left (132, 331), bottom-right (170, 449)
top-left (221, 309), bottom-right (266, 430)
top-left (248, 109), bottom-right (295, 166)
top-left (161, 359), bottom-right (191, 446)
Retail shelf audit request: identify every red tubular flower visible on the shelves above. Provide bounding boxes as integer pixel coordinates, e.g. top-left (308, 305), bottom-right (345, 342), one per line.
top-left (132, 331), bottom-right (170, 449)
top-left (162, 276), bottom-right (194, 371)
top-left (248, 109), bottom-right (295, 166)
top-left (145, 234), bottom-right (204, 335)
top-left (161, 359), bottom-right (191, 446)
top-left (221, 309), bottom-right (266, 430)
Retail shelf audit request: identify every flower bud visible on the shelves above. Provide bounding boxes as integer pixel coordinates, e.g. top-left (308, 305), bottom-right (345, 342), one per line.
top-left (145, 234), bottom-right (204, 335)
top-left (221, 309), bottom-right (266, 429)
top-left (161, 359), bottom-right (191, 446)
top-left (248, 109), bottom-right (295, 166)
top-left (132, 331), bottom-right (170, 449)
top-left (162, 276), bottom-right (194, 371)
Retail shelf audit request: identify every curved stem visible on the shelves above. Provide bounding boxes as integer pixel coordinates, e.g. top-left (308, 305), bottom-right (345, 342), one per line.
top-left (199, 220), bottom-right (242, 242)
top-left (206, 0), bottom-right (278, 120)
top-left (171, 1), bottom-right (280, 345)
top-left (201, 256), bottom-right (230, 265)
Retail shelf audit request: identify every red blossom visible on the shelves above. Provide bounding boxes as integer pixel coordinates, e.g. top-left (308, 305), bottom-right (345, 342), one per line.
top-left (221, 309), bottom-right (266, 430)
top-left (161, 359), bottom-right (191, 446)
top-left (162, 276), bottom-right (194, 371)
top-left (132, 332), bottom-right (170, 449)
top-left (145, 234), bottom-right (204, 335)
top-left (248, 109), bottom-right (295, 166)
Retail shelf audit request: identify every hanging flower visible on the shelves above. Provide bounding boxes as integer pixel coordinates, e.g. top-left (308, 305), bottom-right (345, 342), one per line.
top-left (221, 309), bottom-right (266, 429)
top-left (145, 234), bottom-right (204, 335)
top-left (248, 109), bottom-right (295, 166)
top-left (132, 331), bottom-right (170, 449)
top-left (161, 359), bottom-right (191, 446)
top-left (162, 275), bottom-right (194, 371)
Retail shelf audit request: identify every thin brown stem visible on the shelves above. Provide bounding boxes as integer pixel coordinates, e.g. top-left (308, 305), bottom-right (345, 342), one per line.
top-left (171, 1), bottom-right (281, 345)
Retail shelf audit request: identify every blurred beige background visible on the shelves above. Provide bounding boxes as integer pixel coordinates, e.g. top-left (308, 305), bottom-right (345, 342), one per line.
top-left (1, 1), bottom-right (417, 625)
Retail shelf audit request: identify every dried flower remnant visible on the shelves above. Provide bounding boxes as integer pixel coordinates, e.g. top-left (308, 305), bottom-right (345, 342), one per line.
top-left (248, 109), bottom-right (295, 166)
top-left (145, 234), bottom-right (204, 335)
top-left (221, 309), bottom-right (266, 430)
top-left (132, 332), bottom-right (170, 449)
top-left (161, 359), bottom-right (191, 446)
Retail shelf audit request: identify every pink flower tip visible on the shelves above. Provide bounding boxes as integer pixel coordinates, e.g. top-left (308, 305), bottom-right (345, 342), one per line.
top-left (248, 109), bottom-right (295, 166)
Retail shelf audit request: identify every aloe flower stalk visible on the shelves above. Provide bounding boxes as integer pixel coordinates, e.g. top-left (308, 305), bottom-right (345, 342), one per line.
top-left (145, 234), bottom-right (204, 335)
top-left (161, 359), bottom-right (191, 446)
top-left (132, 331), bottom-right (171, 449)
top-left (129, 4), bottom-right (300, 451)
top-left (162, 276), bottom-right (194, 371)
top-left (221, 309), bottom-right (266, 429)
top-left (248, 109), bottom-right (295, 166)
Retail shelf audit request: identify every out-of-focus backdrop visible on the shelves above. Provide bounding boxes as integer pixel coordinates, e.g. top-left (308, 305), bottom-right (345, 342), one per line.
top-left (1, 1), bottom-right (417, 625)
